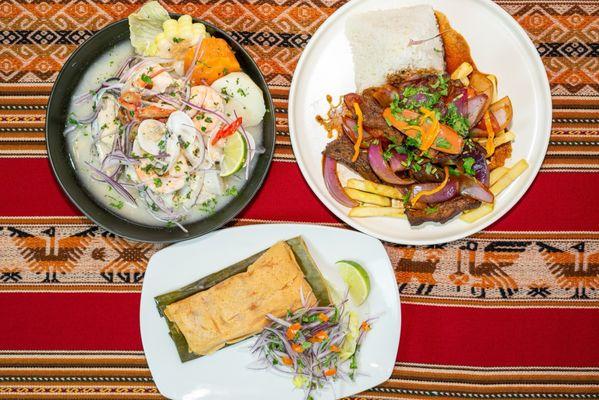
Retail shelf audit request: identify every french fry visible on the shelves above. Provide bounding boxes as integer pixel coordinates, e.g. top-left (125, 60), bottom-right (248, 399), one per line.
top-left (346, 178), bottom-right (403, 199)
top-left (349, 206), bottom-right (405, 218)
top-left (460, 159), bottom-right (529, 223)
top-left (391, 199), bottom-right (405, 209)
top-left (460, 203), bottom-right (494, 223)
top-left (490, 166), bottom-right (509, 185)
top-left (476, 130), bottom-right (515, 150)
top-left (451, 62), bottom-right (473, 86)
top-left (487, 74), bottom-right (498, 101)
top-left (344, 188), bottom-right (391, 207)
top-left (490, 159), bottom-right (529, 195)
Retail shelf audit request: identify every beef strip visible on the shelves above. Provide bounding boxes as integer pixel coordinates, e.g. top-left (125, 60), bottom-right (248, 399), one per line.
top-left (410, 163), bottom-right (445, 183)
top-left (406, 196), bottom-right (481, 226)
top-left (322, 134), bottom-right (381, 183)
top-left (357, 89), bottom-right (397, 136)
top-left (386, 69), bottom-right (440, 87)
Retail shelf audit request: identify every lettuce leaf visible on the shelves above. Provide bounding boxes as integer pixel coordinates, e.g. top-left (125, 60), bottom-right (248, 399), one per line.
top-left (128, 1), bottom-right (170, 55)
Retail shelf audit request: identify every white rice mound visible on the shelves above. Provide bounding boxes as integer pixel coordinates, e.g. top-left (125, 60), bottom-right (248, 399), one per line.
top-left (346, 5), bottom-right (445, 92)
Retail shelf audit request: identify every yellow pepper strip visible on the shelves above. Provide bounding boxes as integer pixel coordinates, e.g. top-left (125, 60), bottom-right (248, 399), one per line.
top-left (352, 102), bottom-right (364, 162)
top-left (484, 111), bottom-right (495, 156)
top-left (418, 107), bottom-right (440, 152)
top-left (411, 166), bottom-right (450, 206)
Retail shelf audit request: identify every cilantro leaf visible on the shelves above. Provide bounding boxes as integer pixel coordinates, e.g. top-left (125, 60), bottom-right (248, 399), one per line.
top-left (462, 157), bottom-right (476, 176)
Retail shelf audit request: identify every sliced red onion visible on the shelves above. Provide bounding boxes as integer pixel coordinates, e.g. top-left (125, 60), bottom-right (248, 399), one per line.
top-left (452, 88), bottom-right (468, 117)
top-left (408, 31), bottom-right (444, 46)
top-left (341, 117), bottom-right (357, 142)
top-left (64, 124), bottom-right (78, 136)
top-left (323, 156), bottom-right (357, 208)
top-left (184, 38), bottom-right (205, 84)
top-left (466, 94), bottom-right (488, 127)
top-left (116, 56), bottom-right (137, 79)
top-left (85, 161), bottom-right (136, 206)
top-left (265, 314), bottom-right (292, 328)
top-left (458, 174), bottom-right (494, 203)
top-left (368, 143), bottom-right (414, 185)
top-left (410, 179), bottom-right (459, 204)
top-left (388, 152), bottom-right (408, 172)
top-left (181, 99), bottom-right (230, 124)
top-left (488, 96), bottom-right (512, 131)
top-left (462, 144), bottom-right (490, 186)
top-left (76, 107), bottom-right (101, 125)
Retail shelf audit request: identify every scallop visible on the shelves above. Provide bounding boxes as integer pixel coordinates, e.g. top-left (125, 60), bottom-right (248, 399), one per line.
top-left (134, 119), bottom-right (179, 173)
top-left (136, 119), bottom-right (168, 155)
top-left (166, 111), bottom-right (206, 168)
top-left (210, 72), bottom-right (266, 127)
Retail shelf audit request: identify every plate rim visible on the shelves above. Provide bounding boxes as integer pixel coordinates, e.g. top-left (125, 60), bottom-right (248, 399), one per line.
top-left (139, 222), bottom-right (401, 399)
top-left (288, 0), bottom-right (552, 245)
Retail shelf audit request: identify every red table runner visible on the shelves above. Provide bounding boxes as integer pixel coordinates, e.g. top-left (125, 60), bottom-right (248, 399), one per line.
top-left (1, 1), bottom-right (599, 398)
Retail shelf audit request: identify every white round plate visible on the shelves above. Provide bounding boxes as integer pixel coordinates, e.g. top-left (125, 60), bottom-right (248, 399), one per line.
top-left (289, 0), bottom-right (551, 245)
top-left (140, 224), bottom-right (400, 400)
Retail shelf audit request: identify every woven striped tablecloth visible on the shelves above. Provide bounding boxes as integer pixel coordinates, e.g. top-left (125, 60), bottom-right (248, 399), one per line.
top-left (1, 1), bottom-right (598, 398)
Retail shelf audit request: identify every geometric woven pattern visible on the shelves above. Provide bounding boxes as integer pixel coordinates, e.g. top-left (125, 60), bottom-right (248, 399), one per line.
top-left (1, 1), bottom-right (598, 399)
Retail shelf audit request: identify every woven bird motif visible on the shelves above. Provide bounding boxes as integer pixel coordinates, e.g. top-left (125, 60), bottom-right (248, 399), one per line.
top-left (97, 232), bottom-right (153, 283)
top-left (462, 241), bottom-right (529, 298)
top-left (8, 227), bottom-right (97, 282)
top-left (538, 242), bottom-right (599, 299)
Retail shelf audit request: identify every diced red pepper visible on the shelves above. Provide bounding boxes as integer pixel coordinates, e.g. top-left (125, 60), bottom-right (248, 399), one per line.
top-left (286, 323), bottom-right (301, 340)
top-left (211, 116), bottom-right (242, 145)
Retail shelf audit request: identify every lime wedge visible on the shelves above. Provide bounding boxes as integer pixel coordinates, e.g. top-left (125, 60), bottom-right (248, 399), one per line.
top-left (219, 131), bottom-right (247, 177)
top-left (336, 260), bottom-right (370, 305)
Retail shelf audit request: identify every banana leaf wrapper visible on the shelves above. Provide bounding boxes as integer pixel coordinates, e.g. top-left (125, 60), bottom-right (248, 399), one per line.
top-left (154, 236), bottom-right (331, 362)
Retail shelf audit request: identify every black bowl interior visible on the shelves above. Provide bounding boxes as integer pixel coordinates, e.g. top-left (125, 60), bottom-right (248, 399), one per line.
top-left (46, 17), bottom-right (275, 243)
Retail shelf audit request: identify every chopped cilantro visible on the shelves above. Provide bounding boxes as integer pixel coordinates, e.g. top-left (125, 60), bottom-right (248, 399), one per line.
top-left (425, 205), bottom-right (439, 214)
top-left (225, 186), bottom-right (238, 197)
top-left (67, 116), bottom-right (79, 126)
top-left (237, 88), bottom-right (247, 97)
top-left (172, 37), bottom-right (184, 43)
top-left (110, 200), bottom-right (124, 209)
top-left (448, 166), bottom-right (461, 176)
top-left (405, 134), bottom-right (421, 148)
top-left (198, 197), bottom-right (218, 214)
top-left (153, 178), bottom-right (162, 188)
top-left (435, 137), bottom-right (451, 149)
top-left (441, 102), bottom-right (470, 137)
top-left (140, 73), bottom-right (152, 85)
top-left (463, 157), bottom-right (476, 176)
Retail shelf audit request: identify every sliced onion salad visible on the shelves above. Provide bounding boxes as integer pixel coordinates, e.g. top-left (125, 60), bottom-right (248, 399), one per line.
top-left (250, 297), bottom-right (373, 399)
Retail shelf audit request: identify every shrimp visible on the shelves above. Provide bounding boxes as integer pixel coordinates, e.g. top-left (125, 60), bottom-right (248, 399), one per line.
top-left (120, 63), bottom-right (181, 120)
top-left (185, 85), bottom-right (224, 136)
top-left (135, 153), bottom-right (190, 194)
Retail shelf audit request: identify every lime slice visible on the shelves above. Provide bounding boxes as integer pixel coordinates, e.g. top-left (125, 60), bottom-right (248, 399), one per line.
top-left (219, 131), bottom-right (247, 177)
top-left (336, 260), bottom-right (370, 305)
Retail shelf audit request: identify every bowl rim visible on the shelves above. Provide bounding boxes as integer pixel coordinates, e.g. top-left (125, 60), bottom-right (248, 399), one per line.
top-left (46, 16), bottom-right (275, 243)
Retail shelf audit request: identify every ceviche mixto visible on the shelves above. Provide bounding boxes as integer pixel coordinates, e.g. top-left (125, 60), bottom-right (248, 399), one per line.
top-left (65, 2), bottom-right (267, 230)
top-left (318, 6), bottom-right (528, 226)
